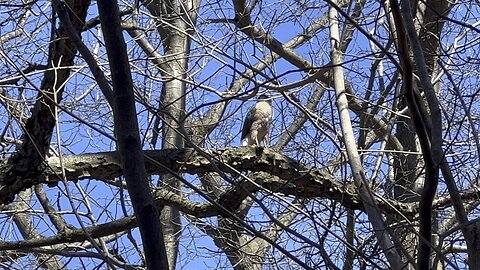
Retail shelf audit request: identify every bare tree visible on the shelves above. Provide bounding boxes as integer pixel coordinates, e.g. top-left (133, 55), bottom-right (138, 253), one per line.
top-left (0, 0), bottom-right (479, 269)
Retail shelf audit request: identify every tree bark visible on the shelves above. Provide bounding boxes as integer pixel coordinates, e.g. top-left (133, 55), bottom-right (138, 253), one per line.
top-left (329, 1), bottom-right (403, 268)
top-left (97, 1), bottom-right (168, 269)
top-left (0, 0), bottom-right (91, 203)
top-left (142, 1), bottom-right (201, 267)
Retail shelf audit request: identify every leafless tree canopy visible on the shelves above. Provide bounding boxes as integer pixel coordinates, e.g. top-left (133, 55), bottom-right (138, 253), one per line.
top-left (1, 0), bottom-right (480, 269)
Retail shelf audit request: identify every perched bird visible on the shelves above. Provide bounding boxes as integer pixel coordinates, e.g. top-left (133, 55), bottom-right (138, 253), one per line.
top-left (241, 94), bottom-right (273, 146)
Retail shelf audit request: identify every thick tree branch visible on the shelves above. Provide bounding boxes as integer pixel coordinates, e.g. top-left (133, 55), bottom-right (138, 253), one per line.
top-left (389, 0), bottom-right (437, 267)
top-left (329, 1), bottom-right (403, 268)
top-left (3, 146), bottom-right (473, 216)
top-left (0, 216), bottom-right (136, 251)
top-left (97, 2), bottom-right (168, 269)
top-left (51, 0), bottom-right (114, 105)
top-left (0, 0), bottom-right (91, 204)
top-left (43, 148), bottom-right (416, 214)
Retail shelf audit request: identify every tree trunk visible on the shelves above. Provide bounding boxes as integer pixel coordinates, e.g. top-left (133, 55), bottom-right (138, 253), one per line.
top-left (143, 0), bottom-right (200, 267)
top-left (97, 1), bottom-right (169, 269)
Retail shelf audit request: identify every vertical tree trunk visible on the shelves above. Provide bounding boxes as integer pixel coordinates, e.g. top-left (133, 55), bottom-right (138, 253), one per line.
top-left (465, 221), bottom-right (480, 269)
top-left (97, 1), bottom-right (168, 269)
top-left (143, 1), bottom-right (200, 267)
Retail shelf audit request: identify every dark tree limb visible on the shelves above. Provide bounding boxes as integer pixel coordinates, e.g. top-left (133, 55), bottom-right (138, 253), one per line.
top-left (0, 216), bottom-right (137, 251)
top-left (389, 0), bottom-right (437, 268)
top-left (97, 1), bottom-right (168, 269)
top-left (0, 0), bottom-right (91, 203)
top-left (51, 0), bottom-right (114, 105)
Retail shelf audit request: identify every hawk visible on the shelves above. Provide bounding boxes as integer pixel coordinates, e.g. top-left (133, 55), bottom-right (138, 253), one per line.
top-left (241, 94), bottom-right (273, 146)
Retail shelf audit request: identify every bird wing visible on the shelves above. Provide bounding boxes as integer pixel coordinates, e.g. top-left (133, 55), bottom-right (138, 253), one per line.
top-left (241, 106), bottom-right (256, 140)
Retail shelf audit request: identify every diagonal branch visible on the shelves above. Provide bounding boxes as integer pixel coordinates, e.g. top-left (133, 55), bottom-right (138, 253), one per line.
top-left (328, 1), bottom-right (403, 268)
top-left (51, 0), bottom-right (114, 105)
top-left (97, 2), bottom-right (169, 269)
